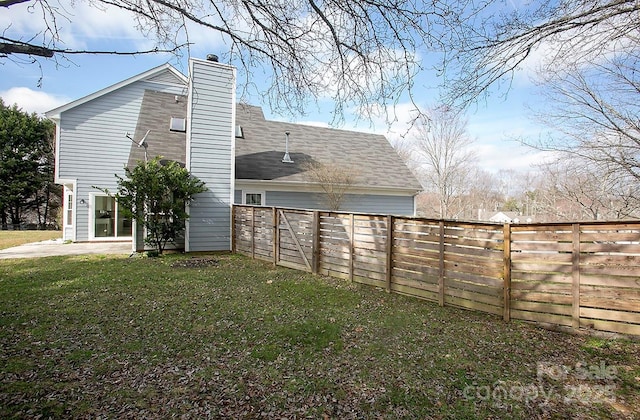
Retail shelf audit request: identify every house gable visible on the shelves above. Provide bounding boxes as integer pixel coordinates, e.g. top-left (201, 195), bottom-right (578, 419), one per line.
top-left (48, 65), bottom-right (188, 242)
top-left (46, 64), bottom-right (187, 120)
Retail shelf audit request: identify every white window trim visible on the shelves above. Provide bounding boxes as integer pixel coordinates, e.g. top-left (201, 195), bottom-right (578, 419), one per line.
top-left (169, 117), bottom-right (187, 132)
top-left (62, 181), bottom-right (77, 242)
top-left (64, 186), bottom-right (73, 226)
top-left (88, 192), bottom-right (133, 241)
top-left (242, 190), bottom-right (265, 206)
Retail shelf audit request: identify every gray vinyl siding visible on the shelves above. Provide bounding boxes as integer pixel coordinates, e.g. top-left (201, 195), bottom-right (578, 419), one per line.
top-left (234, 190), bottom-right (415, 216)
top-left (341, 194), bottom-right (415, 215)
top-left (57, 73), bottom-right (186, 241)
top-left (187, 60), bottom-right (235, 251)
top-left (146, 71), bottom-right (187, 87)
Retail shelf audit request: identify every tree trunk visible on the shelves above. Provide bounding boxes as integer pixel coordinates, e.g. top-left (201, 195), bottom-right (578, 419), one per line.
top-left (0, 208), bottom-right (7, 230)
top-left (35, 193), bottom-right (44, 229)
top-left (40, 185), bottom-right (52, 229)
top-left (10, 204), bottom-right (21, 230)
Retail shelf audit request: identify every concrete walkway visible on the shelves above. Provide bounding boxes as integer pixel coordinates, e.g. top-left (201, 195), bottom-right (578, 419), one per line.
top-left (0, 239), bottom-right (132, 259)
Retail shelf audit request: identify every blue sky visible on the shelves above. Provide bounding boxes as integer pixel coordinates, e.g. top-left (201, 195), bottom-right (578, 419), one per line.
top-left (1, 1), bottom-right (551, 174)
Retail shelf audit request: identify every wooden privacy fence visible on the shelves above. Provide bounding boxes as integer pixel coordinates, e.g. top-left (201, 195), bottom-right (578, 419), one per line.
top-left (232, 205), bottom-right (640, 337)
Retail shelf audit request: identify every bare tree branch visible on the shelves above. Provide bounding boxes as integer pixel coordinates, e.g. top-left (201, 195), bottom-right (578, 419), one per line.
top-left (526, 52), bottom-right (640, 186)
top-left (443, 0), bottom-right (640, 107)
top-left (301, 162), bottom-right (359, 211)
top-left (0, 36), bottom-right (189, 58)
top-left (1, 0), bottom-right (456, 121)
top-left (0, 0), bottom-right (30, 7)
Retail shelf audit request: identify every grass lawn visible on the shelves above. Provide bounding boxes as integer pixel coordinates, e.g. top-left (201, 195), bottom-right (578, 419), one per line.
top-left (1, 253), bottom-right (638, 418)
top-left (0, 230), bottom-right (62, 250)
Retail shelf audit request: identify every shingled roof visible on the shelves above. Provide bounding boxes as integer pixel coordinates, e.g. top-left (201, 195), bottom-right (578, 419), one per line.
top-left (128, 96), bottom-right (420, 192)
top-left (128, 90), bottom-right (187, 168)
top-left (235, 104), bottom-right (421, 191)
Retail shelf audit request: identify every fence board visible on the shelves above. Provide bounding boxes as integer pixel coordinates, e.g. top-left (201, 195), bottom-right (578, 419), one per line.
top-left (511, 272), bottom-right (572, 283)
top-left (444, 296), bottom-right (503, 316)
top-left (392, 276), bottom-right (440, 293)
top-left (353, 274), bottom-right (386, 288)
top-left (320, 263), bottom-right (350, 276)
top-left (511, 290), bottom-right (572, 304)
top-left (391, 267), bottom-right (440, 283)
top-left (450, 279), bottom-right (503, 297)
top-left (444, 260), bottom-right (503, 279)
top-left (511, 300), bottom-right (572, 316)
top-left (511, 310), bottom-right (573, 327)
top-left (511, 262), bottom-right (573, 273)
top-left (584, 319), bottom-right (640, 336)
top-left (580, 285), bottom-right (640, 300)
top-left (580, 307), bottom-right (640, 324)
top-left (391, 283), bottom-right (439, 301)
top-left (445, 287), bottom-right (502, 307)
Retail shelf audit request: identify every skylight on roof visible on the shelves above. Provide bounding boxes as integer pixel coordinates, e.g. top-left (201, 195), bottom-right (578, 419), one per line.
top-left (169, 117), bottom-right (186, 132)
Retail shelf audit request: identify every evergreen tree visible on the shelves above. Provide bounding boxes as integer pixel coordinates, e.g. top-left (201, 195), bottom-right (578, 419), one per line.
top-left (0, 99), bottom-right (56, 230)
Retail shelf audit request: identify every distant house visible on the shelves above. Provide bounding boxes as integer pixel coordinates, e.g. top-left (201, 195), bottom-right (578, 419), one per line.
top-left (489, 211), bottom-right (534, 224)
top-left (46, 58), bottom-right (420, 252)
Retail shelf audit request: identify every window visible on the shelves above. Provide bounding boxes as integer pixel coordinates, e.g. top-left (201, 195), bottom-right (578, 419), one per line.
top-left (93, 195), bottom-right (132, 238)
top-left (169, 117), bottom-right (186, 132)
top-left (235, 125), bottom-right (244, 138)
top-left (66, 193), bottom-right (73, 226)
top-left (244, 192), bottom-right (264, 206)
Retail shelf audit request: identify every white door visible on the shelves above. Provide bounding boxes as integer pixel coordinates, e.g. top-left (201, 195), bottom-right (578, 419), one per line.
top-left (62, 185), bottom-right (74, 241)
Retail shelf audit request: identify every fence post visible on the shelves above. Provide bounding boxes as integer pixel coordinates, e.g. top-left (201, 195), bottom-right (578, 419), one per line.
top-left (274, 209), bottom-right (280, 266)
top-left (231, 205), bottom-right (237, 253)
top-left (250, 206), bottom-right (255, 259)
top-left (503, 223), bottom-right (512, 322)
top-left (312, 211), bottom-right (320, 274)
top-left (438, 221), bottom-right (445, 307)
top-left (572, 223), bottom-right (581, 330)
top-left (272, 207), bottom-right (277, 266)
top-left (386, 215), bottom-right (394, 293)
top-left (349, 213), bottom-right (355, 282)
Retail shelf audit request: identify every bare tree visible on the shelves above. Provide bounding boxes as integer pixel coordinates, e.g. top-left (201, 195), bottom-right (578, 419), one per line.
top-left (1, 0), bottom-right (466, 120)
top-left (4, 1), bottom-right (639, 116)
top-left (302, 161), bottom-right (358, 211)
top-left (442, 0), bottom-right (640, 106)
top-left (534, 156), bottom-right (640, 221)
top-left (464, 168), bottom-right (502, 220)
top-left (527, 51), bottom-right (640, 181)
top-left (399, 106), bottom-right (474, 219)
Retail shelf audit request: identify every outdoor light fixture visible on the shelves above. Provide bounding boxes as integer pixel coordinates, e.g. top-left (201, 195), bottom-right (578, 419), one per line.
top-left (282, 131), bottom-right (294, 163)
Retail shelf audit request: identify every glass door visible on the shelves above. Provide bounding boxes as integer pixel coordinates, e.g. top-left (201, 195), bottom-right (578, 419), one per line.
top-left (93, 195), bottom-right (132, 238)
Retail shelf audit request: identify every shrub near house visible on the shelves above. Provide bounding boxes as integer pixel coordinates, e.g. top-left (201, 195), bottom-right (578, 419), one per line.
top-left (109, 158), bottom-right (207, 255)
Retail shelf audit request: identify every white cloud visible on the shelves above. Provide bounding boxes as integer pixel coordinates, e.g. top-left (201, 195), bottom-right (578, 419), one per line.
top-left (2, 1), bottom-right (143, 50)
top-left (0, 0), bottom-right (229, 53)
top-left (345, 98), bottom-right (553, 173)
top-left (472, 141), bottom-right (551, 173)
top-left (0, 87), bottom-right (70, 115)
top-left (296, 121), bottom-right (330, 128)
top-left (63, 3), bottom-right (149, 49)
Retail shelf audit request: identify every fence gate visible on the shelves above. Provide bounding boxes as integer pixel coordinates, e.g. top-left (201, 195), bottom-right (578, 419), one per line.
top-left (276, 209), bottom-right (314, 272)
